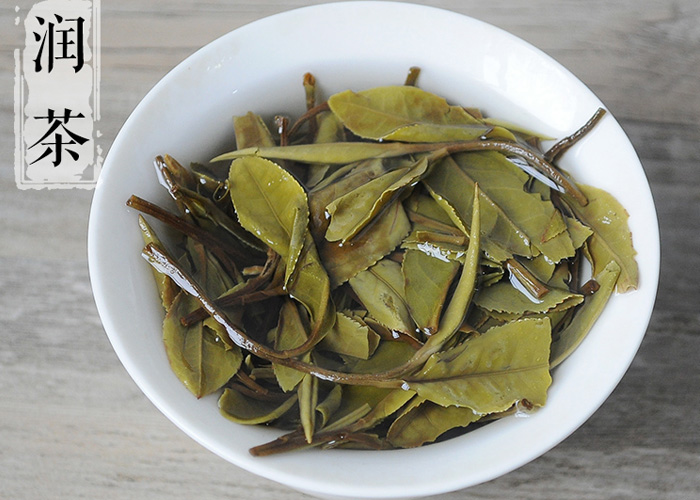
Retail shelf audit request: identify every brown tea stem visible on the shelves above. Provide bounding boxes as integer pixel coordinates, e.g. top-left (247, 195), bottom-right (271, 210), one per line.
top-left (142, 243), bottom-right (404, 388)
top-left (288, 101), bottom-right (330, 138)
top-left (544, 107), bottom-right (607, 163)
top-left (126, 195), bottom-right (241, 277)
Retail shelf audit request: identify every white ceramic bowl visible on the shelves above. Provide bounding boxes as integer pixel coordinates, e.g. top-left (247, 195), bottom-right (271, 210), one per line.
top-left (88, 2), bottom-right (660, 499)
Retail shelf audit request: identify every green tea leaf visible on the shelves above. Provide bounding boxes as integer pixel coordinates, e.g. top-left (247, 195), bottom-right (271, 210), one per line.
top-left (567, 184), bottom-right (638, 291)
top-left (325, 156), bottom-right (429, 243)
top-left (406, 317), bottom-right (552, 413)
top-left (298, 373), bottom-right (319, 443)
top-left (228, 156), bottom-right (309, 281)
top-left (163, 292), bottom-right (242, 398)
top-left (285, 232), bottom-right (334, 336)
top-left (306, 111), bottom-right (347, 188)
top-left (401, 238), bottom-right (468, 263)
top-left (309, 158), bottom-right (388, 236)
top-left (328, 85), bottom-right (489, 142)
top-left (475, 281), bottom-right (584, 319)
top-left (175, 185), bottom-right (267, 254)
top-left (185, 237), bottom-right (236, 298)
top-left (233, 112), bottom-right (275, 149)
top-left (321, 200), bottom-right (411, 287)
top-left (345, 389), bottom-right (415, 433)
top-left (349, 259), bottom-right (416, 335)
top-left (219, 387), bottom-right (297, 425)
top-left (346, 340), bottom-right (417, 374)
top-left (424, 152), bottom-right (576, 263)
top-left (316, 385), bottom-right (343, 427)
top-left (319, 311), bottom-right (380, 360)
top-left (214, 142), bottom-right (430, 165)
top-left (138, 215), bottom-right (178, 309)
top-left (524, 254), bottom-right (557, 284)
top-left (413, 183), bottom-right (482, 359)
top-left (387, 397), bottom-right (480, 448)
top-left (273, 300), bottom-right (310, 392)
top-left (286, 207), bottom-right (308, 287)
top-left (550, 260), bottom-right (621, 367)
top-left (401, 192), bottom-right (471, 262)
top-left (565, 215), bottom-right (594, 250)
top-left (402, 249), bottom-right (460, 334)
top-left (322, 385), bottom-right (391, 431)
top-left (315, 110), bottom-right (346, 143)
top-left (405, 191), bottom-right (463, 228)
top-left (323, 385), bottom-right (413, 433)
top-left (228, 156), bottom-right (334, 340)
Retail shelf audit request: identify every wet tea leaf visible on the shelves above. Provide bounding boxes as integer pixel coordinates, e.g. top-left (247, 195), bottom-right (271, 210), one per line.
top-left (475, 281), bottom-right (584, 319)
top-left (319, 311), bottom-right (380, 360)
top-left (321, 200), bottom-right (411, 287)
top-left (406, 317), bottom-right (552, 413)
top-left (214, 141), bottom-right (430, 165)
top-left (138, 215), bottom-right (178, 309)
top-left (550, 260), bottom-right (621, 367)
top-left (285, 232), bottom-right (334, 335)
top-left (298, 373), bottom-right (319, 443)
top-left (323, 385), bottom-right (414, 433)
top-left (424, 152), bottom-right (576, 263)
top-left (325, 156), bottom-right (429, 243)
top-left (309, 158), bottom-right (388, 236)
top-left (228, 156), bottom-right (309, 280)
top-left (233, 112), bottom-right (276, 149)
top-left (347, 340), bottom-right (418, 375)
top-left (316, 385), bottom-right (343, 427)
top-left (567, 184), bottom-right (638, 291)
top-left (387, 397), bottom-right (480, 448)
top-left (328, 85), bottom-right (489, 142)
top-left (306, 111), bottom-right (347, 188)
top-left (273, 300), bottom-right (310, 392)
top-left (349, 259), bottom-right (416, 335)
top-left (402, 249), bottom-right (460, 334)
top-left (219, 387), bottom-right (297, 425)
top-left (163, 292), bottom-right (242, 398)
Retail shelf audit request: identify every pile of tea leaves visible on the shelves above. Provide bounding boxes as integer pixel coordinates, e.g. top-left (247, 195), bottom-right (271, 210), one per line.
top-left (128, 69), bottom-right (638, 455)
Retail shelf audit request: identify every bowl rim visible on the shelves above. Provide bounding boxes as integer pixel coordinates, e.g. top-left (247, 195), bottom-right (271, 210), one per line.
top-left (88, 2), bottom-right (660, 498)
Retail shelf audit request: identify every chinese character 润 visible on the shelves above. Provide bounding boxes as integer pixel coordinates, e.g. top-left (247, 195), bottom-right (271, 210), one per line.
top-left (33, 14), bottom-right (85, 73)
top-left (28, 108), bottom-right (89, 167)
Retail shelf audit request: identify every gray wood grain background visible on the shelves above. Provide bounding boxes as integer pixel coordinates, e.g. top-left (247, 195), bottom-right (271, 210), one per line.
top-left (1, 1), bottom-right (698, 499)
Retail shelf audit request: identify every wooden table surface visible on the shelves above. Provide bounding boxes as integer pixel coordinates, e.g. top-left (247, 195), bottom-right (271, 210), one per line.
top-left (2, 1), bottom-right (698, 499)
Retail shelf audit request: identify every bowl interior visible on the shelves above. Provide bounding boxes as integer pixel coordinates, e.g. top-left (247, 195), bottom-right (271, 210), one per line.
top-left (88, 2), bottom-right (660, 498)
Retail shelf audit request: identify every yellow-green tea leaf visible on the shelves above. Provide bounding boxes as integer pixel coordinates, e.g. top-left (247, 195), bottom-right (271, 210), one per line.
top-left (228, 156), bottom-right (309, 279)
top-left (406, 317), bottom-right (552, 413)
top-left (387, 397), bottom-right (480, 448)
top-left (550, 260), bottom-right (621, 367)
top-left (349, 259), bottom-right (416, 335)
top-left (475, 281), bottom-right (584, 317)
top-left (298, 373), bottom-right (319, 443)
top-left (163, 292), bottom-right (242, 398)
top-left (402, 249), bottom-right (460, 334)
top-left (219, 388), bottom-right (297, 425)
top-left (272, 300), bottom-right (310, 392)
top-left (568, 184), bottom-right (638, 292)
top-left (424, 152), bottom-right (576, 263)
top-left (138, 215), bottom-right (178, 309)
top-left (319, 311), bottom-right (380, 360)
top-left (233, 112), bottom-right (275, 149)
top-left (328, 85), bottom-right (489, 142)
top-left (325, 156), bottom-right (429, 243)
top-left (321, 200), bottom-right (411, 287)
